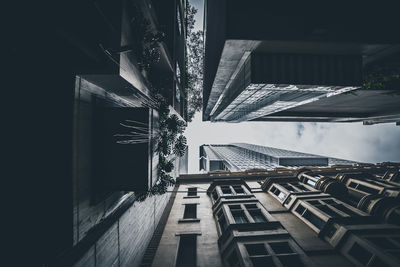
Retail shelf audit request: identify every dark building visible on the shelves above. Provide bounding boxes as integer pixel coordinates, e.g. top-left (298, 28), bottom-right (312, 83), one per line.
top-left (202, 0), bottom-right (400, 124)
top-left (149, 162), bottom-right (400, 266)
top-left (7, 0), bottom-right (188, 266)
top-left (200, 143), bottom-right (355, 172)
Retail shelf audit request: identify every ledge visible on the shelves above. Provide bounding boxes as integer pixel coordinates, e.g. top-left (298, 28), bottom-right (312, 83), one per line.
top-left (178, 218), bottom-right (201, 223)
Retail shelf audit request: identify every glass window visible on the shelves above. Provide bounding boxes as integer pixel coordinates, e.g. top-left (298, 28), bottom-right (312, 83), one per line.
top-left (229, 205), bottom-right (242, 211)
top-left (245, 204), bottom-right (257, 209)
top-left (348, 242), bottom-right (373, 266)
top-left (306, 179), bottom-right (316, 187)
top-left (278, 255), bottom-right (305, 267)
top-left (251, 257), bottom-right (275, 267)
top-left (176, 235), bottom-right (196, 267)
top-left (232, 210), bottom-right (249, 224)
top-left (356, 184), bottom-right (380, 195)
top-left (243, 241), bottom-right (307, 267)
top-left (294, 184), bottom-right (310, 192)
top-left (233, 185), bottom-right (245, 195)
top-left (227, 250), bottom-right (240, 267)
top-left (175, 83), bottom-right (180, 102)
top-left (176, 62), bottom-right (181, 83)
top-left (183, 204), bottom-right (197, 219)
top-left (176, 6), bottom-right (182, 35)
top-left (270, 186), bottom-right (287, 200)
top-left (245, 244), bottom-right (268, 256)
top-left (221, 186), bottom-right (233, 195)
top-left (187, 187), bottom-right (197, 196)
top-left (295, 205), bottom-right (306, 215)
top-left (326, 225), bottom-right (338, 238)
top-left (270, 242), bottom-right (293, 254)
top-left (245, 244), bottom-right (273, 267)
top-left (217, 210), bottom-right (228, 231)
top-left (249, 210), bottom-right (267, 223)
top-left (303, 210), bottom-right (326, 229)
top-left (212, 190), bottom-right (218, 201)
top-left (367, 237), bottom-right (398, 249)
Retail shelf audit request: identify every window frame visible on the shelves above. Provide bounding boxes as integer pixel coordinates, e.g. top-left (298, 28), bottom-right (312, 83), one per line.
top-left (175, 234), bottom-right (197, 267)
top-left (184, 187), bottom-right (200, 198)
top-left (179, 203), bottom-right (200, 223)
top-left (211, 184), bottom-right (252, 204)
top-left (237, 239), bottom-right (309, 267)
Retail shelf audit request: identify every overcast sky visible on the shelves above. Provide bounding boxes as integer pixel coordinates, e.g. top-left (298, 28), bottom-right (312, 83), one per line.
top-left (185, 0), bottom-right (400, 174)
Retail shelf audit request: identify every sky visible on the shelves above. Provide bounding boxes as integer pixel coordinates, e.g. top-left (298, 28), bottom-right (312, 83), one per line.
top-left (185, 0), bottom-right (400, 174)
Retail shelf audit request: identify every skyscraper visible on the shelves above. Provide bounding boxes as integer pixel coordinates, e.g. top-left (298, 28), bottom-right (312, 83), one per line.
top-left (202, 0), bottom-right (400, 124)
top-left (146, 163), bottom-right (400, 267)
top-left (200, 143), bottom-right (355, 172)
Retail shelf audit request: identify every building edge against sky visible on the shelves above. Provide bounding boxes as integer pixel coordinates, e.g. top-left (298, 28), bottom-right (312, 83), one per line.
top-left (202, 0), bottom-right (400, 125)
top-left (200, 143), bottom-right (356, 172)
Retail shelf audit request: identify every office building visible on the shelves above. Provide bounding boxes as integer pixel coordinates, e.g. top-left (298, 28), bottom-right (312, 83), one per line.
top-left (200, 143), bottom-right (355, 172)
top-left (202, 0), bottom-right (400, 124)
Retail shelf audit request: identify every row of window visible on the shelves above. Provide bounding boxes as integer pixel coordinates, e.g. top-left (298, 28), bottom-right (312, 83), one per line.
top-left (347, 235), bottom-right (400, 267)
top-left (176, 186), bottom-right (201, 266)
top-left (227, 240), bottom-right (307, 267)
top-left (211, 185), bottom-right (249, 203)
top-left (293, 198), bottom-right (364, 233)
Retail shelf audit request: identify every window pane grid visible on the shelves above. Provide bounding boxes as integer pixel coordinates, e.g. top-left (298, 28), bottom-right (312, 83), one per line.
top-left (244, 242), bottom-right (304, 267)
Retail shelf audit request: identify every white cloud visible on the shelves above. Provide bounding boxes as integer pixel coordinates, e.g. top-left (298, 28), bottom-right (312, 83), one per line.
top-left (185, 112), bottom-right (400, 173)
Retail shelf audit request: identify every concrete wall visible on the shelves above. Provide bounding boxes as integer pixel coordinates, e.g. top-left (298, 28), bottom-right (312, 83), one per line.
top-left (152, 182), bottom-right (223, 267)
top-left (72, 77), bottom-right (172, 266)
top-left (74, 192), bottom-right (172, 267)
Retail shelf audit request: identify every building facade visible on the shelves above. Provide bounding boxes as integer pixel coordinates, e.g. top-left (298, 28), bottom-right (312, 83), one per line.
top-left (200, 143), bottom-right (355, 172)
top-left (9, 0), bottom-right (189, 265)
top-left (149, 163), bottom-right (400, 267)
top-left (202, 0), bottom-right (400, 124)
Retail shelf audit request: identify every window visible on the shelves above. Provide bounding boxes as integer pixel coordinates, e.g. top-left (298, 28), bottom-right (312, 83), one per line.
top-left (175, 83), bottom-right (180, 102)
top-left (221, 186), bottom-right (233, 195)
top-left (244, 241), bottom-right (305, 267)
top-left (306, 179), bottom-right (316, 187)
top-left (348, 181), bottom-right (380, 195)
top-left (270, 186), bottom-right (287, 201)
top-left (217, 210), bottom-right (228, 231)
top-left (325, 224), bottom-right (338, 238)
top-left (187, 187), bottom-right (197, 197)
top-left (348, 242), bottom-right (373, 266)
top-left (245, 244), bottom-right (272, 267)
top-left (176, 62), bottom-right (181, 83)
top-left (233, 185), bottom-right (245, 195)
top-left (212, 190), bottom-right (218, 201)
top-left (211, 185), bottom-right (249, 201)
top-left (176, 6), bottom-right (182, 35)
top-left (306, 199), bottom-right (362, 218)
top-left (227, 250), bottom-right (240, 267)
top-left (183, 204), bottom-right (197, 219)
top-left (176, 235), bottom-right (196, 267)
top-left (247, 205), bottom-right (267, 223)
top-left (366, 236), bottom-right (400, 260)
top-left (295, 204), bottom-right (326, 230)
top-left (228, 203), bottom-right (268, 224)
top-left (232, 210), bottom-right (249, 224)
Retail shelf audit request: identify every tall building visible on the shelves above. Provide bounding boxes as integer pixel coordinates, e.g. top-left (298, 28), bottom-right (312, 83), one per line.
top-left (148, 162), bottom-right (400, 267)
top-left (8, 0), bottom-right (189, 265)
top-left (202, 0), bottom-right (400, 124)
top-left (200, 143), bottom-right (355, 172)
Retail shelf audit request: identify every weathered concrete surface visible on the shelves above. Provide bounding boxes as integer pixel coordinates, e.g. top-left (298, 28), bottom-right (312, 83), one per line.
top-left (152, 183), bottom-right (223, 267)
top-left (74, 192), bottom-right (172, 267)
